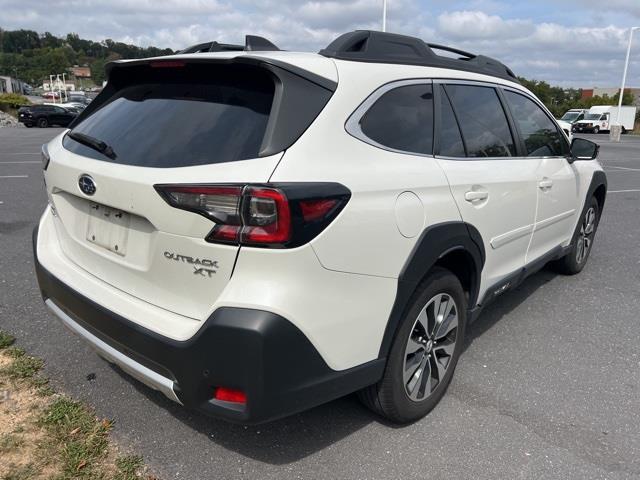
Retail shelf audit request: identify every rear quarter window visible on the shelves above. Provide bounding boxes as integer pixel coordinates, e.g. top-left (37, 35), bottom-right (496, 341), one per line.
top-left (355, 83), bottom-right (434, 155)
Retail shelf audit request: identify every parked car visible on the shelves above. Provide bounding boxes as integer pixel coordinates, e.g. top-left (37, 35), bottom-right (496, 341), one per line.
top-left (44, 101), bottom-right (87, 112)
top-left (41, 91), bottom-right (61, 100)
top-left (560, 108), bottom-right (588, 124)
top-left (573, 105), bottom-right (637, 134)
top-left (18, 104), bottom-right (77, 128)
top-left (33, 30), bottom-right (607, 425)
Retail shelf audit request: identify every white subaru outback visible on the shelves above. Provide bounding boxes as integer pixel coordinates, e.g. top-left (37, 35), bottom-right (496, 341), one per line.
top-left (33, 31), bottom-right (607, 424)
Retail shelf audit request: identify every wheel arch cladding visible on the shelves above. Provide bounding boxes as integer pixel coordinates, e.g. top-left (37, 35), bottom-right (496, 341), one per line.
top-left (378, 222), bottom-right (485, 359)
top-left (590, 170), bottom-right (607, 213)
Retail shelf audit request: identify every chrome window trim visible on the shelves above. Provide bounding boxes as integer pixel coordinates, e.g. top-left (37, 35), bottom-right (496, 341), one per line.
top-left (344, 78), bottom-right (435, 158)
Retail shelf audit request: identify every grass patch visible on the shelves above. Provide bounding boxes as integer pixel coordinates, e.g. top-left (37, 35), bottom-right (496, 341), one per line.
top-left (0, 433), bottom-right (25, 452)
top-left (114, 455), bottom-right (144, 480)
top-left (0, 330), bottom-right (154, 479)
top-left (2, 353), bottom-right (43, 379)
top-left (0, 331), bottom-right (15, 349)
top-left (39, 397), bottom-right (111, 478)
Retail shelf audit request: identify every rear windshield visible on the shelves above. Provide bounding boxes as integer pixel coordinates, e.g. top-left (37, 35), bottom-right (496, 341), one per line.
top-left (63, 64), bottom-right (275, 167)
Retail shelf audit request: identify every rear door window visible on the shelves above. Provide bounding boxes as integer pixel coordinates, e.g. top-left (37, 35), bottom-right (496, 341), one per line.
top-left (504, 90), bottom-right (568, 157)
top-left (444, 84), bottom-right (516, 157)
top-left (63, 65), bottom-right (275, 167)
top-left (358, 83), bottom-right (434, 155)
top-left (437, 85), bottom-right (466, 157)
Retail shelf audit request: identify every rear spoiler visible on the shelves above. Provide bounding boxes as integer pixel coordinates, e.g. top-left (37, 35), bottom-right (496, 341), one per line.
top-left (69, 56), bottom-right (337, 158)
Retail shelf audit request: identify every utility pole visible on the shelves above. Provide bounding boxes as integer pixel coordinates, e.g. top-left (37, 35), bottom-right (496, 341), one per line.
top-left (611, 26), bottom-right (638, 141)
top-left (382, 0), bottom-right (387, 32)
top-left (615, 27), bottom-right (638, 125)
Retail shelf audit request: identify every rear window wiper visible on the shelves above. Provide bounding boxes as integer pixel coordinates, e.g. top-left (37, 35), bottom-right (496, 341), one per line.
top-left (67, 131), bottom-right (117, 160)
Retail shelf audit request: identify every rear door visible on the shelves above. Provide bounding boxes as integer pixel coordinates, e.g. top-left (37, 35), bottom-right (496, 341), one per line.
top-left (44, 62), bottom-right (281, 320)
top-left (501, 89), bottom-right (578, 263)
top-left (434, 82), bottom-right (539, 301)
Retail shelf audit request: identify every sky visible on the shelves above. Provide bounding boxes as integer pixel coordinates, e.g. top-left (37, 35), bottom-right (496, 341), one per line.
top-left (0, 0), bottom-right (639, 87)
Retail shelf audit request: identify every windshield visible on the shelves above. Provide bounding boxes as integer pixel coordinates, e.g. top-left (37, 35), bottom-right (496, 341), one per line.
top-left (584, 114), bottom-right (602, 120)
top-left (63, 65), bottom-right (275, 168)
top-left (561, 112), bottom-right (580, 121)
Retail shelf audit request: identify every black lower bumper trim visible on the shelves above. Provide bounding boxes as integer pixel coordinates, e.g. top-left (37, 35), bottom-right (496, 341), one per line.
top-left (33, 226), bottom-right (384, 423)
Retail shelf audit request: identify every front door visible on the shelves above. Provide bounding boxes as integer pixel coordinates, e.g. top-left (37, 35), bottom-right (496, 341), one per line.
top-left (501, 89), bottom-right (578, 263)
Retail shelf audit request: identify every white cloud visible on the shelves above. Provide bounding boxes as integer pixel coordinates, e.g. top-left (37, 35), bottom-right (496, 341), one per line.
top-left (437, 10), bottom-right (534, 39)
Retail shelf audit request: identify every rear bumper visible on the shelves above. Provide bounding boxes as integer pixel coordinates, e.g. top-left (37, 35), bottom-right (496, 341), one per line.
top-left (33, 226), bottom-right (384, 424)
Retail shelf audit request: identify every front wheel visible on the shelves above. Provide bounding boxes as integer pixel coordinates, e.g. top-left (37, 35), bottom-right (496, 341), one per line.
top-left (593, 126), bottom-right (600, 134)
top-left (553, 196), bottom-right (600, 275)
top-left (37, 117), bottom-right (48, 128)
top-left (359, 267), bottom-right (466, 423)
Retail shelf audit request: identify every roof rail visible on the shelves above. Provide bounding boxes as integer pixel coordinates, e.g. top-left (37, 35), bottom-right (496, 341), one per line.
top-left (178, 35), bottom-right (280, 54)
top-left (319, 30), bottom-right (518, 83)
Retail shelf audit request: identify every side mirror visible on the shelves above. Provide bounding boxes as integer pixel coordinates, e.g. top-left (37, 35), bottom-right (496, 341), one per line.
top-left (569, 138), bottom-right (599, 163)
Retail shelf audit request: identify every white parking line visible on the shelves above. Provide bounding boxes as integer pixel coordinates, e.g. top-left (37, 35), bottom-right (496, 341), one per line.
top-left (0, 175), bottom-right (29, 179)
top-left (0, 161), bottom-right (41, 164)
top-left (604, 166), bottom-right (640, 172)
top-left (609, 189), bottom-right (640, 193)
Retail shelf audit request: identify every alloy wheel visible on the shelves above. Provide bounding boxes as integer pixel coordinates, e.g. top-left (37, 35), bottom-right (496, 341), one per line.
top-left (576, 207), bottom-right (596, 264)
top-left (403, 293), bottom-right (459, 402)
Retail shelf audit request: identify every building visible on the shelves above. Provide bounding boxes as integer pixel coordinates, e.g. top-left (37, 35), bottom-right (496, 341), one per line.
top-left (581, 87), bottom-right (640, 106)
top-left (69, 66), bottom-right (92, 79)
top-left (0, 76), bottom-right (27, 94)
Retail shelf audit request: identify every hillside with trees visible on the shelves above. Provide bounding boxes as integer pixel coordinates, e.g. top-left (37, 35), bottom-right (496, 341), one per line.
top-left (0, 28), bottom-right (174, 86)
top-left (518, 77), bottom-right (635, 118)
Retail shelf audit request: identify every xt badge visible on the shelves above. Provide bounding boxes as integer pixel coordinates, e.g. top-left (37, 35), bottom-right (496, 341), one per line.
top-left (164, 252), bottom-right (219, 278)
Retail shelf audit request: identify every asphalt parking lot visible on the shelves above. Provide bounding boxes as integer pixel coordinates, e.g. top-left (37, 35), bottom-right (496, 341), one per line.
top-left (1, 127), bottom-right (639, 479)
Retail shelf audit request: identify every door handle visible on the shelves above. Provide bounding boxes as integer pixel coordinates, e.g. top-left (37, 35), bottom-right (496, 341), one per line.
top-left (464, 191), bottom-right (488, 202)
top-left (538, 179), bottom-right (553, 190)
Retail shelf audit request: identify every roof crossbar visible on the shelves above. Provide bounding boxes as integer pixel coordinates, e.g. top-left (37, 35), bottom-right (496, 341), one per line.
top-left (179, 35), bottom-right (280, 54)
top-left (319, 30), bottom-right (518, 83)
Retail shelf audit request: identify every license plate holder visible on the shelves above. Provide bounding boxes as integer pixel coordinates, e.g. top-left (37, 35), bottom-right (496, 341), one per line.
top-left (86, 203), bottom-right (130, 256)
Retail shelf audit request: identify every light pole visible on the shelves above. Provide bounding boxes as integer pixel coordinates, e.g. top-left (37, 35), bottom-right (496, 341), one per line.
top-left (615, 26), bottom-right (639, 126)
top-left (382, 0), bottom-right (387, 32)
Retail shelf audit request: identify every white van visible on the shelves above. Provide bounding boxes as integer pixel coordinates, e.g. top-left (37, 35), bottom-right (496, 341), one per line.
top-left (573, 105), bottom-right (637, 134)
top-left (560, 108), bottom-right (588, 124)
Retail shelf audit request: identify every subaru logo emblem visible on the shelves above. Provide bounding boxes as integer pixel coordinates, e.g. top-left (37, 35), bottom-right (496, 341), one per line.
top-left (78, 174), bottom-right (96, 196)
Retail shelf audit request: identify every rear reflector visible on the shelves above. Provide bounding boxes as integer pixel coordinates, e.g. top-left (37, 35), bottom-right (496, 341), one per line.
top-left (214, 387), bottom-right (247, 404)
top-left (155, 183), bottom-right (351, 248)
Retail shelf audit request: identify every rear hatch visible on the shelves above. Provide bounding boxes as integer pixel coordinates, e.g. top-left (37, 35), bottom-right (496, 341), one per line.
top-left (44, 57), bottom-right (335, 321)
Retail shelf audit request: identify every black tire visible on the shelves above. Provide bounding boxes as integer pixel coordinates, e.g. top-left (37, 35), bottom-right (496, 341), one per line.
top-left (553, 196), bottom-right (600, 275)
top-left (593, 126), bottom-right (600, 134)
top-left (37, 117), bottom-right (48, 128)
top-left (25, 124), bottom-right (33, 128)
top-left (359, 267), bottom-right (466, 423)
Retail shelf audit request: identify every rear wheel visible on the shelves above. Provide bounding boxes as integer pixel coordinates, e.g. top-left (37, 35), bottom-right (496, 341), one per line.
top-left (553, 196), bottom-right (600, 275)
top-left (37, 117), bottom-right (48, 128)
top-left (359, 267), bottom-right (466, 423)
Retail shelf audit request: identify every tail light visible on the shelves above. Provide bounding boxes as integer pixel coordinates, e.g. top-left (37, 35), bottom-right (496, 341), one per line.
top-left (155, 183), bottom-right (350, 248)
